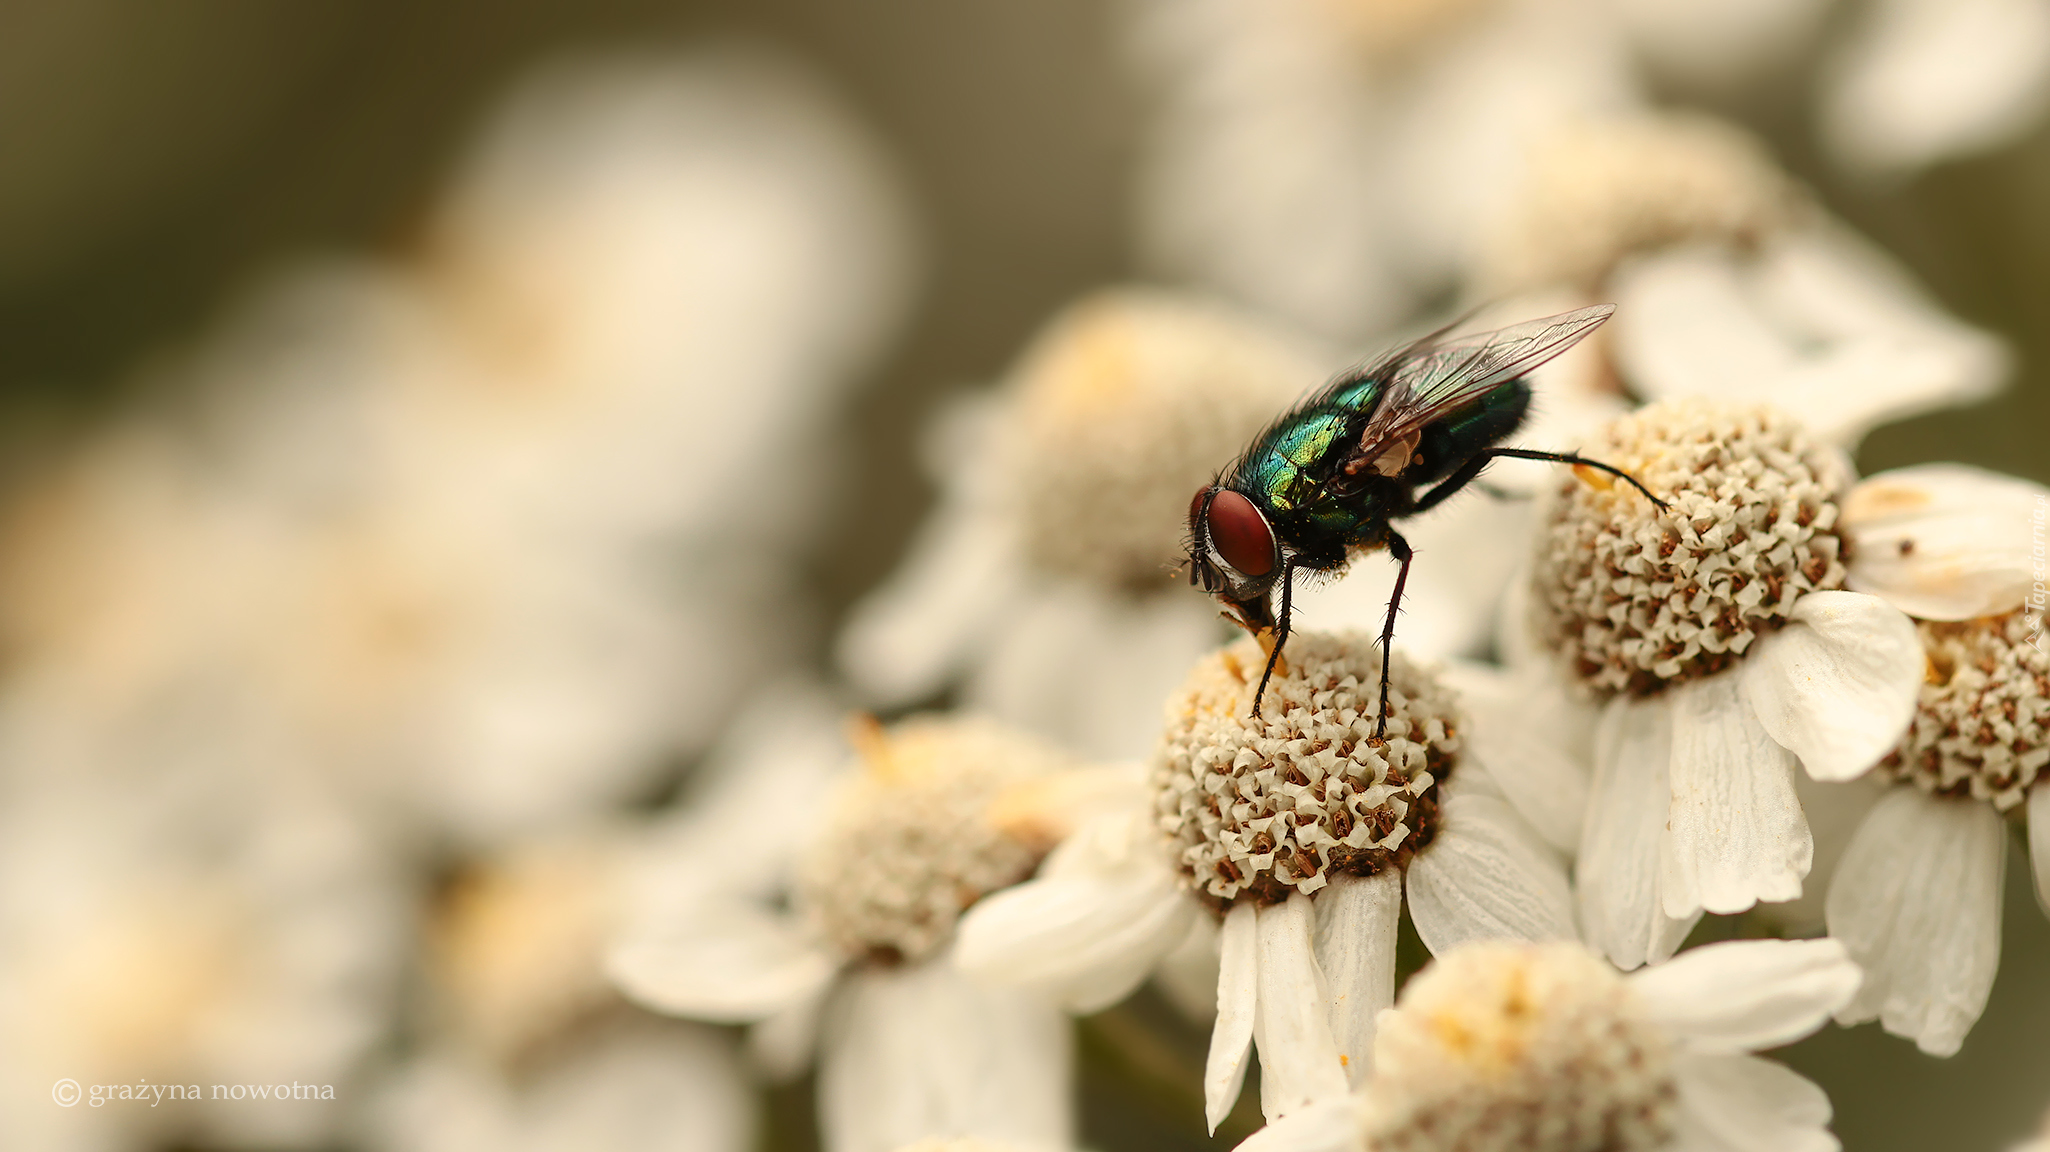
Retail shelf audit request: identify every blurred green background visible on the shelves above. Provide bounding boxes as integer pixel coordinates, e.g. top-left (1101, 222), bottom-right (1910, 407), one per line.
top-left (2, 2), bottom-right (2043, 1150)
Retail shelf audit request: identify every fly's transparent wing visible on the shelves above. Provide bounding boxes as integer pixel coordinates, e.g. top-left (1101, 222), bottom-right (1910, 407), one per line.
top-left (1353, 304), bottom-right (1615, 449)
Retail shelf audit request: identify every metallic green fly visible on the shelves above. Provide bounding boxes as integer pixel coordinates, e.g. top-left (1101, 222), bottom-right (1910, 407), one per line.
top-left (1184, 303), bottom-right (1666, 734)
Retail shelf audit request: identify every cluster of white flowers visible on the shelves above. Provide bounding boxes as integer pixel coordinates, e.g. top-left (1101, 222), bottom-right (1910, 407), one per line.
top-left (4, 4), bottom-right (2048, 1152)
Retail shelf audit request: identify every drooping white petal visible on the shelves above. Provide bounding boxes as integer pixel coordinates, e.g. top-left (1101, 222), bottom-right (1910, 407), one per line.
top-left (1207, 902), bottom-right (1258, 1135)
top-left (1668, 1051), bottom-right (1836, 1152)
top-left (834, 470), bottom-right (1025, 707)
top-left (1841, 464), bottom-right (2048, 620)
top-left (818, 958), bottom-right (1072, 1152)
top-left (607, 901), bottom-right (840, 1023)
top-left (1739, 591), bottom-right (1922, 783)
top-left (1157, 912), bottom-right (1222, 1024)
top-left (1407, 787), bottom-right (1575, 951)
top-left (1311, 871), bottom-right (1400, 1089)
top-left (1628, 938), bottom-right (1861, 1054)
top-left (953, 865), bottom-right (1196, 1014)
top-left (1760, 771), bottom-right (1889, 937)
top-left (1826, 787), bottom-right (2007, 1056)
top-left (1440, 661), bottom-right (1594, 853)
top-left (748, 977), bottom-right (832, 1080)
top-left (1819, 0), bottom-right (2050, 176)
top-left (1661, 673), bottom-right (1810, 918)
top-left (1231, 1093), bottom-right (1366, 1152)
top-left (1579, 695), bottom-right (1694, 969)
top-left (1254, 894), bottom-right (1349, 1122)
top-left (2031, 782), bottom-right (2050, 919)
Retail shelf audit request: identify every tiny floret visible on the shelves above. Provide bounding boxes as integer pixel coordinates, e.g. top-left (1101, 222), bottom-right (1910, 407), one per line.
top-left (796, 716), bottom-right (1075, 964)
top-left (1879, 610), bottom-right (2049, 811)
top-left (1362, 941), bottom-right (1676, 1152)
top-left (1533, 399), bottom-right (1852, 696)
top-left (1154, 632), bottom-right (1460, 909)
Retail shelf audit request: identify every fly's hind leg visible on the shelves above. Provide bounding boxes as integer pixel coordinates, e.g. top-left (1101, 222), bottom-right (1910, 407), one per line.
top-left (1414, 447), bottom-right (1667, 514)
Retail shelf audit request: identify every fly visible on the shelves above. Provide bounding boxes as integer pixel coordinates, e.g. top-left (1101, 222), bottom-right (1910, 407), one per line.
top-left (1184, 303), bottom-right (1667, 736)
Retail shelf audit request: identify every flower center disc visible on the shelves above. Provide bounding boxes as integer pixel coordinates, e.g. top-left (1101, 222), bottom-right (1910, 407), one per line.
top-left (1531, 399), bottom-right (1851, 697)
top-left (1154, 632), bottom-right (1460, 910)
top-left (1881, 610), bottom-right (2049, 811)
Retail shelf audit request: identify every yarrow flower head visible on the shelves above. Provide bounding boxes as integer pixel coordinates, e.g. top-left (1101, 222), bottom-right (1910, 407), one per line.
top-left (1527, 397), bottom-right (1923, 969)
top-left (795, 717), bottom-right (1065, 965)
top-left (1534, 398), bottom-right (1852, 696)
top-left (611, 712), bottom-right (1113, 1152)
top-left (961, 632), bottom-right (1584, 1134)
top-left (1811, 463), bottom-right (2050, 1057)
top-left (1235, 937), bottom-right (1862, 1152)
top-left (1155, 634), bottom-right (1460, 907)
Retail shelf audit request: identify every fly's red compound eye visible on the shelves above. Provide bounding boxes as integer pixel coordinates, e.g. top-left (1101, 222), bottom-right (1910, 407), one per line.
top-left (1206, 489), bottom-right (1275, 577)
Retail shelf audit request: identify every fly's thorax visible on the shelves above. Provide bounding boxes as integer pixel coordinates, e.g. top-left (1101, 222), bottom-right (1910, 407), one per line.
top-left (1153, 632), bottom-right (1460, 911)
top-left (995, 291), bottom-right (1321, 591)
top-left (1361, 941), bottom-right (1677, 1152)
top-left (794, 717), bottom-right (1077, 965)
top-left (1878, 610), bottom-right (2049, 811)
top-left (1531, 399), bottom-right (1852, 698)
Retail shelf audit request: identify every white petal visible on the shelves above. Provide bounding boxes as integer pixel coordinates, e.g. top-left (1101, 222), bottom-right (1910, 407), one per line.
top-left (1253, 894), bottom-right (1349, 1122)
top-left (953, 869), bottom-right (1196, 1015)
top-left (1441, 661), bottom-right (1594, 853)
top-left (835, 484), bottom-right (1024, 707)
top-left (818, 959), bottom-right (1072, 1152)
top-left (1231, 1094), bottom-right (1365, 1152)
top-left (748, 978), bottom-right (831, 1080)
top-left (2032, 782), bottom-right (2050, 919)
top-left (1207, 902), bottom-right (1258, 1135)
top-left (1739, 591), bottom-right (1922, 783)
top-left (1578, 695), bottom-right (1694, 969)
top-left (607, 902), bottom-right (839, 1023)
top-left (1758, 772), bottom-right (1889, 937)
top-left (1842, 464), bottom-right (2049, 620)
top-left (1407, 788), bottom-right (1575, 951)
top-left (1820, 0), bottom-right (2050, 175)
top-left (1311, 871), bottom-right (1400, 1089)
top-left (1661, 674), bottom-right (1810, 918)
top-left (1157, 912), bottom-right (1223, 1024)
top-left (1825, 787), bottom-right (2007, 1056)
top-left (1628, 938), bottom-right (1861, 1053)
top-left (1669, 1052), bottom-right (1836, 1152)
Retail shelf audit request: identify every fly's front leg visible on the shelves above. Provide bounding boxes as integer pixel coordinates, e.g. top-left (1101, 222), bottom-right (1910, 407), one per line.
top-left (1373, 530), bottom-right (1413, 740)
top-left (1249, 558), bottom-right (1295, 719)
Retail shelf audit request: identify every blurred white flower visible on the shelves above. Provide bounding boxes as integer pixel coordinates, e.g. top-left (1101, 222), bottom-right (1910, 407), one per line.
top-left (610, 714), bottom-right (1125, 1152)
top-left (958, 634), bottom-right (1577, 1131)
top-left (1475, 111), bottom-right (2008, 449)
top-left (1819, 0), bottom-right (2050, 176)
top-left (0, 43), bottom-right (917, 847)
top-left (370, 1017), bottom-right (753, 1152)
top-left (1807, 465), bottom-right (2050, 1056)
top-left (1125, 0), bottom-right (1640, 342)
top-left (839, 290), bottom-right (1322, 759)
top-left (1233, 937), bottom-right (1860, 1152)
top-left (0, 775), bottom-right (407, 1152)
top-left (1526, 400), bottom-right (1925, 967)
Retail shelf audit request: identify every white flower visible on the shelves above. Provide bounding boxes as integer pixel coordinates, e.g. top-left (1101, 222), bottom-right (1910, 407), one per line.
top-left (608, 714), bottom-right (1123, 1152)
top-left (1818, 0), bottom-right (2050, 176)
top-left (0, 45), bottom-right (917, 848)
top-left (1235, 936), bottom-right (1861, 1152)
top-left (0, 774), bottom-right (406, 1152)
top-left (369, 1017), bottom-right (754, 1152)
top-left (837, 290), bottom-right (1329, 759)
top-left (1125, 0), bottom-right (1641, 342)
top-left (958, 633), bottom-right (1578, 1132)
top-left (1811, 465), bottom-right (2050, 1056)
top-left (1526, 400), bottom-right (1926, 967)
